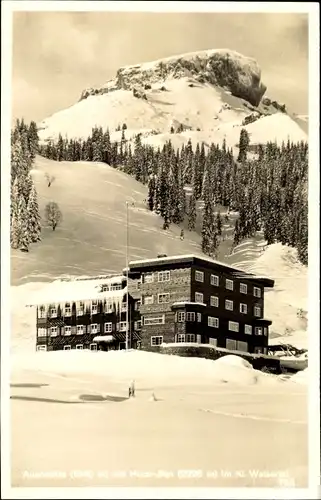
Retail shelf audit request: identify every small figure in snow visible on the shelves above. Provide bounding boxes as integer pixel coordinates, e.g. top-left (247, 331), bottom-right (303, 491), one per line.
top-left (128, 379), bottom-right (135, 398)
top-left (180, 229), bottom-right (184, 240)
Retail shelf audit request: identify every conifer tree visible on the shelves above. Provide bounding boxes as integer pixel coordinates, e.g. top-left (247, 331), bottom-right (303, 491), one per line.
top-left (27, 183), bottom-right (42, 242)
top-left (187, 191), bottom-right (197, 231)
top-left (237, 128), bottom-right (250, 163)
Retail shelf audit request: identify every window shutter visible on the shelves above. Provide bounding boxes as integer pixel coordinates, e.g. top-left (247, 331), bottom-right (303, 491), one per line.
top-left (97, 324), bottom-right (100, 333)
top-left (71, 326), bottom-right (77, 335)
top-left (87, 325), bottom-right (90, 334)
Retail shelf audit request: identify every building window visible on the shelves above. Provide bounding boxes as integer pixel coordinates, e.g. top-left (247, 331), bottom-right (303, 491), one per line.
top-left (76, 344), bottom-right (83, 350)
top-left (135, 300), bottom-right (141, 311)
top-left (137, 279), bottom-right (142, 290)
top-left (195, 270), bottom-right (204, 282)
top-left (105, 302), bottom-right (114, 314)
top-left (151, 336), bottom-right (163, 346)
top-left (37, 345), bottom-right (47, 352)
top-left (111, 284), bottom-right (122, 291)
top-left (186, 334), bottom-right (195, 342)
top-left (119, 322), bottom-right (127, 332)
top-left (254, 347), bottom-right (263, 354)
top-left (90, 343), bottom-right (97, 351)
top-left (226, 339), bottom-right (237, 350)
top-left (225, 279), bottom-right (234, 291)
top-left (91, 300), bottom-right (98, 314)
top-left (121, 303), bottom-right (127, 312)
top-left (244, 324), bottom-right (252, 335)
top-left (208, 317), bottom-right (219, 328)
top-left (64, 345), bottom-right (71, 350)
top-left (254, 306), bottom-right (261, 317)
top-left (158, 271), bottom-right (170, 282)
top-left (228, 321), bottom-right (239, 332)
top-left (225, 299), bottom-right (233, 311)
top-left (209, 338), bottom-right (217, 346)
top-left (143, 273), bottom-right (154, 283)
top-left (240, 283), bottom-right (248, 294)
top-left (236, 341), bottom-right (248, 352)
top-left (37, 328), bottom-right (47, 337)
top-left (144, 295), bottom-right (154, 305)
top-left (77, 325), bottom-right (84, 335)
top-left (102, 285), bottom-right (109, 292)
top-left (64, 326), bottom-right (71, 336)
top-left (197, 312), bottom-right (202, 322)
top-left (77, 302), bottom-right (84, 316)
top-left (211, 274), bottom-right (219, 286)
top-left (177, 312), bottom-right (186, 323)
top-left (210, 296), bottom-right (219, 307)
top-left (158, 293), bottom-right (170, 304)
top-left (64, 303), bottom-right (71, 316)
top-left (144, 315), bottom-right (165, 326)
top-left (50, 326), bottom-right (58, 337)
top-left (195, 292), bottom-right (204, 303)
top-left (176, 334), bottom-right (185, 343)
top-left (91, 323), bottom-right (98, 334)
top-left (253, 287), bottom-right (261, 298)
top-left (240, 303), bottom-right (248, 314)
top-left (186, 312), bottom-right (195, 322)
top-left (134, 320), bottom-right (142, 330)
top-left (50, 307), bottom-right (57, 318)
top-left (105, 322), bottom-right (112, 333)
top-left (254, 327), bottom-right (263, 336)
top-left (38, 306), bottom-right (46, 319)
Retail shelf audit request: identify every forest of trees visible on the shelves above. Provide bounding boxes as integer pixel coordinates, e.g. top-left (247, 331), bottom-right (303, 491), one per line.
top-left (38, 125), bottom-right (308, 265)
top-left (10, 119), bottom-right (42, 251)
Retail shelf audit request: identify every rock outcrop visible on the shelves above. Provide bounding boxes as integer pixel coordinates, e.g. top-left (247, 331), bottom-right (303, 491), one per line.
top-left (79, 49), bottom-right (267, 107)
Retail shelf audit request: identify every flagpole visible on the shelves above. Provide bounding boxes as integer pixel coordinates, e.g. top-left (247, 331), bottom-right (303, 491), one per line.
top-left (126, 201), bottom-right (129, 350)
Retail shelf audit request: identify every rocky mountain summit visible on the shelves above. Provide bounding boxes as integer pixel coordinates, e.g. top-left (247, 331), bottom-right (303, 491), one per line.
top-left (80, 49), bottom-right (267, 107)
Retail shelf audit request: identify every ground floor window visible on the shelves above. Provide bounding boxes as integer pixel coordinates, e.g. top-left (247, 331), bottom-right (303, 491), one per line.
top-left (175, 334), bottom-right (195, 343)
top-left (36, 345), bottom-right (47, 351)
top-left (236, 341), bottom-right (248, 352)
top-left (63, 345), bottom-right (71, 350)
top-left (151, 336), bottom-right (163, 346)
top-left (226, 339), bottom-right (237, 350)
top-left (209, 338), bottom-right (217, 346)
top-left (90, 343), bottom-right (97, 351)
top-left (254, 346), bottom-right (263, 354)
top-left (76, 344), bottom-right (83, 350)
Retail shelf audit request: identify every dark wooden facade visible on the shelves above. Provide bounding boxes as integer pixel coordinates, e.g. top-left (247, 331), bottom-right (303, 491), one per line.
top-left (126, 255), bottom-right (274, 355)
top-left (36, 287), bottom-right (141, 352)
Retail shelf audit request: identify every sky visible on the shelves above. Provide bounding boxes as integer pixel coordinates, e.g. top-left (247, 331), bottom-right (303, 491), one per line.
top-left (12, 10), bottom-right (309, 123)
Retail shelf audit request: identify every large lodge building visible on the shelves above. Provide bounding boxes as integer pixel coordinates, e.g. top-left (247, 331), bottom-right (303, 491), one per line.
top-left (34, 254), bottom-right (274, 355)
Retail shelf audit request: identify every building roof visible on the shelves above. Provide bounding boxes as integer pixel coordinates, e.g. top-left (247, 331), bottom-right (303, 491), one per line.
top-left (127, 254), bottom-right (274, 287)
top-left (27, 276), bottom-right (127, 306)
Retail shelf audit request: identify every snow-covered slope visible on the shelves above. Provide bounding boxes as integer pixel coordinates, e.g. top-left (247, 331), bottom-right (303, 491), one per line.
top-left (10, 349), bottom-right (308, 488)
top-left (38, 49), bottom-right (307, 149)
top-left (242, 243), bottom-right (308, 349)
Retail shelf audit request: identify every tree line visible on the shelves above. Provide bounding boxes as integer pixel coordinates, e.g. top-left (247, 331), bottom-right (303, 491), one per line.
top-left (10, 119), bottom-right (42, 251)
top-left (38, 125), bottom-right (308, 265)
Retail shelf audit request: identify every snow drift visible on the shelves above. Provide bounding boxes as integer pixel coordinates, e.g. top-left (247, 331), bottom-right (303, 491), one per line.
top-left (11, 349), bottom-right (279, 387)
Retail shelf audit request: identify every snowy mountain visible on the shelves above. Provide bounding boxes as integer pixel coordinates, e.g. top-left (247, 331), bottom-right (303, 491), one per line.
top-left (37, 49), bottom-right (308, 149)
